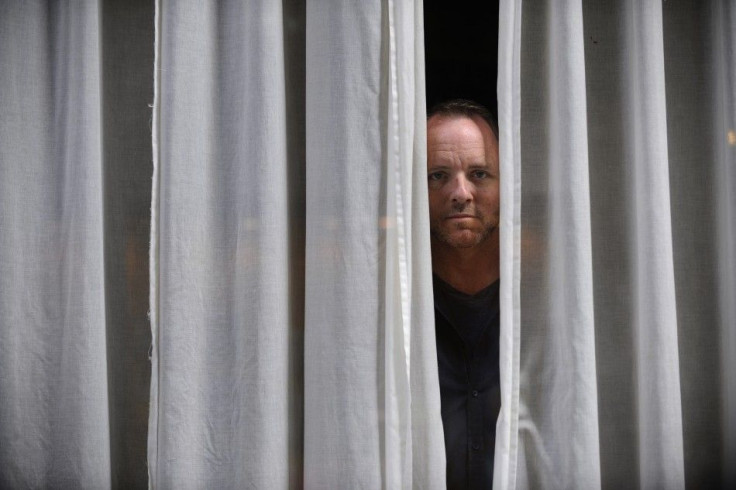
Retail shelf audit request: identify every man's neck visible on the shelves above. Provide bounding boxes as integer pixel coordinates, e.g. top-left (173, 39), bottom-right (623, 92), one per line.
top-left (431, 232), bottom-right (499, 295)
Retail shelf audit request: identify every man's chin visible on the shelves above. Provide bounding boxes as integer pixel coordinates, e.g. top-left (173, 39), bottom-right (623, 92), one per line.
top-left (431, 230), bottom-right (485, 249)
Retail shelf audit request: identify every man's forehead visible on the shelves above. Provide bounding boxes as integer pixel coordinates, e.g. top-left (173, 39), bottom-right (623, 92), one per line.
top-left (428, 116), bottom-right (497, 160)
top-left (428, 115), bottom-right (496, 144)
top-left (430, 140), bottom-right (487, 151)
top-left (428, 142), bottom-right (488, 162)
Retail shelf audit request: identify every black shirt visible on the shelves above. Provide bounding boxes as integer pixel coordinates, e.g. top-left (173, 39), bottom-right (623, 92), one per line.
top-left (433, 275), bottom-right (501, 489)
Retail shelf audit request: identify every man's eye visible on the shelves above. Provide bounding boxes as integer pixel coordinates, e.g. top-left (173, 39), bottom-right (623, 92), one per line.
top-left (471, 170), bottom-right (489, 179)
top-left (428, 172), bottom-right (445, 181)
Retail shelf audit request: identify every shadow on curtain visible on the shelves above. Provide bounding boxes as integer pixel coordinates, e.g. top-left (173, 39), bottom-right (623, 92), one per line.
top-left (0, 1), bottom-right (153, 488)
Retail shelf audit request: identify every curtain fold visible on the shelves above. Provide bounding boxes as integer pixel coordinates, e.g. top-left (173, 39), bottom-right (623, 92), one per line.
top-left (303, 0), bottom-right (443, 487)
top-left (713, 4), bottom-right (736, 489)
top-left (0, 3), bottom-right (111, 487)
top-left (496, 0), bottom-right (523, 488)
top-left (1, 1), bottom-right (154, 487)
top-left (149, 0), bottom-right (443, 487)
top-left (148, 0), bottom-right (304, 487)
top-left (624, 3), bottom-right (685, 488)
top-left (302, 1), bottom-right (386, 484)
top-left (515, 1), bottom-right (602, 488)
top-left (506, 0), bottom-right (736, 487)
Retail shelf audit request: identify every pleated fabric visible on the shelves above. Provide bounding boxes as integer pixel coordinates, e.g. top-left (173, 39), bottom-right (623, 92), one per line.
top-left (495, 0), bottom-right (523, 488)
top-left (1, 1), bottom-right (155, 487)
top-left (148, 1), bottom-right (304, 487)
top-left (498, 0), bottom-right (736, 488)
top-left (302, 1), bottom-right (444, 487)
top-left (711, 5), bottom-right (736, 489)
top-left (148, 0), bottom-right (444, 488)
top-left (0, 3), bottom-right (110, 488)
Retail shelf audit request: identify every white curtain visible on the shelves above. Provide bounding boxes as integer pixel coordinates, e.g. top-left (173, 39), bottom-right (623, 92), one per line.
top-left (497, 0), bottom-right (736, 488)
top-left (2, 0), bottom-right (735, 489)
top-left (148, 0), bottom-right (444, 488)
top-left (1, 1), bottom-right (153, 488)
top-left (0, 3), bottom-right (110, 488)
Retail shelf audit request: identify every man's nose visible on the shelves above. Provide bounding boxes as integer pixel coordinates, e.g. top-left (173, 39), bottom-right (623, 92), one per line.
top-left (450, 175), bottom-right (472, 203)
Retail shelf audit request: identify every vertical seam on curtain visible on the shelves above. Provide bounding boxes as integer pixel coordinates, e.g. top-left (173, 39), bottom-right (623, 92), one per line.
top-left (96, 5), bottom-right (113, 483)
top-left (497, 0), bottom-right (523, 488)
top-left (147, 0), bottom-right (162, 487)
top-left (95, 2), bottom-right (115, 483)
top-left (509, 0), bottom-right (522, 483)
top-left (385, 0), bottom-right (413, 485)
top-left (386, 0), bottom-right (412, 396)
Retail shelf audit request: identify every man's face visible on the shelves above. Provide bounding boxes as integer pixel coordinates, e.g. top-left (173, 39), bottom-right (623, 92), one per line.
top-left (427, 115), bottom-right (499, 249)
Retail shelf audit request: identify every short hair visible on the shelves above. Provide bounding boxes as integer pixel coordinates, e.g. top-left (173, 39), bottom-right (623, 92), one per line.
top-left (427, 99), bottom-right (499, 141)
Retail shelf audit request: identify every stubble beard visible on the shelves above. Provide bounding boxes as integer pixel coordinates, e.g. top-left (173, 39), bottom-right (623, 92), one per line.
top-left (430, 213), bottom-right (496, 250)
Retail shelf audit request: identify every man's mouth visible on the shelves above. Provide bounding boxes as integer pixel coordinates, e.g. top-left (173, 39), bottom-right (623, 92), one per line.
top-left (447, 214), bottom-right (476, 219)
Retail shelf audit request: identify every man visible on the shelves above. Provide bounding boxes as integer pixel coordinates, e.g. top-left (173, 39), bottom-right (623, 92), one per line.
top-left (427, 100), bottom-right (500, 489)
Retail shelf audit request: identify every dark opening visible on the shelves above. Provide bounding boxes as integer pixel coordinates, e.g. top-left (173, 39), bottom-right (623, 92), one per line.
top-left (424, 2), bottom-right (500, 117)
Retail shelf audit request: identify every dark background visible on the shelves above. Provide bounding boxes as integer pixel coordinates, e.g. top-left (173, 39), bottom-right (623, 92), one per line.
top-left (423, 1), bottom-right (500, 117)
top-left (101, 1), bottom-right (154, 488)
